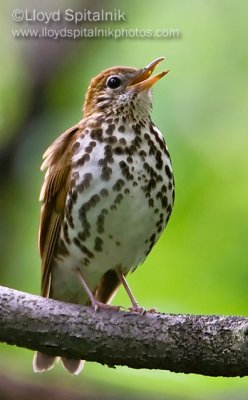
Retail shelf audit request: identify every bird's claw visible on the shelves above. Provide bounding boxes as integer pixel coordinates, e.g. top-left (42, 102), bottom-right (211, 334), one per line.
top-left (128, 305), bottom-right (146, 315)
top-left (92, 301), bottom-right (123, 312)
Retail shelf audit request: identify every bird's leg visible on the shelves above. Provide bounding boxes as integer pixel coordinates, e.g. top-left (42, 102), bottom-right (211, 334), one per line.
top-left (75, 268), bottom-right (97, 309)
top-left (75, 268), bottom-right (120, 312)
top-left (117, 272), bottom-right (146, 314)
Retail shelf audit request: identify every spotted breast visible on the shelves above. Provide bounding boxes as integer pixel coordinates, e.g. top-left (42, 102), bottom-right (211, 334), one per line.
top-left (50, 116), bottom-right (174, 305)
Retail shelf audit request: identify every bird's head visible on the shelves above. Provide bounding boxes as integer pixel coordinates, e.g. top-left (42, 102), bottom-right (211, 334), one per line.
top-left (83, 57), bottom-right (169, 120)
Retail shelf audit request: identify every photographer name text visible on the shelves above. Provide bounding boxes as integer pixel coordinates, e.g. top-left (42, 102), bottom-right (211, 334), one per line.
top-left (12, 8), bottom-right (126, 24)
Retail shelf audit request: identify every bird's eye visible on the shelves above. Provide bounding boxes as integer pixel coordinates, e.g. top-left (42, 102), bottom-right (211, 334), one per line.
top-left (106, 76), bottom-right (122, 89)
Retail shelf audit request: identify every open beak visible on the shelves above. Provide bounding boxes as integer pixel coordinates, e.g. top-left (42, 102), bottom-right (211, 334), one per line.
top-left (128, 57), bottom-right (169, 90)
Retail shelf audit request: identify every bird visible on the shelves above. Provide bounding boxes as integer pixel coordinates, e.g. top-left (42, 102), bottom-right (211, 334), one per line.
top-left (33, 57), bottom-right (175, 375)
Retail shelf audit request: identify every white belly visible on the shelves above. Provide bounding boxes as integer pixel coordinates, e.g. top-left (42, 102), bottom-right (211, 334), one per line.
top-left (51, 120), bottom-right (174, 304)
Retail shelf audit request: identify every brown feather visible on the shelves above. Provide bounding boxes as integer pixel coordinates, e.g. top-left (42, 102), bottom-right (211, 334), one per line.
top-left (38, 124), bottom-right (82, 297)
top-left (83, 66), bottom-right (137, 117)
top-left (94, 269), bottom-right (121, 304)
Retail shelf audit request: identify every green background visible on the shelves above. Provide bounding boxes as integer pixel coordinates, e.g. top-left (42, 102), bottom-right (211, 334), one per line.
top-left (1, 0), bottom-right (248, 398)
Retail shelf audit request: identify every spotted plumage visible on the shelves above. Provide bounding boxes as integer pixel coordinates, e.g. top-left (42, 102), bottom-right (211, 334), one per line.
top-left (33, 57), bottom-right (175, 375)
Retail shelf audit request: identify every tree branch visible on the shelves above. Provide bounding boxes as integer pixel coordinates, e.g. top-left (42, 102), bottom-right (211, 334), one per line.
top-left (0, 285), bottom-right (248, 377)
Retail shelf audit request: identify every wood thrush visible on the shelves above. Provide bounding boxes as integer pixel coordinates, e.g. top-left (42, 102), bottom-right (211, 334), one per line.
top-left (33, 57), bottom-right (175, 374)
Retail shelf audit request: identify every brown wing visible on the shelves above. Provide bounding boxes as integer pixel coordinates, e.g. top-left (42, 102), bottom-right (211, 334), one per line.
top-left (39, 123), bottom-right (81, 297)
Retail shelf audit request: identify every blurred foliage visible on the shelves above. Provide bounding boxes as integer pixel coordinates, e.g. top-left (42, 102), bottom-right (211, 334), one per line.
top-left (0, 0), bottom-right (248, 399)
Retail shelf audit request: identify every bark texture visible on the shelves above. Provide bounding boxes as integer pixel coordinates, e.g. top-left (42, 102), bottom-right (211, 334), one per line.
top-left (0, 285), bottom-right (248, 377)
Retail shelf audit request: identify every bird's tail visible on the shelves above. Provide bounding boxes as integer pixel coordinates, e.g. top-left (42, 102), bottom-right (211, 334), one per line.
top-left (33, 351), bottom-right (84, 375)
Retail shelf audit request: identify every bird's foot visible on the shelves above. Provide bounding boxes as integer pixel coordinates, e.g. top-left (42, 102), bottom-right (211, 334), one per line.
top-left (128, 305), bottom-right (146, 315)
top-left (91, 300), bottom-right (123, 312)
top-left (75, 268), bottom-right (123, 312)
